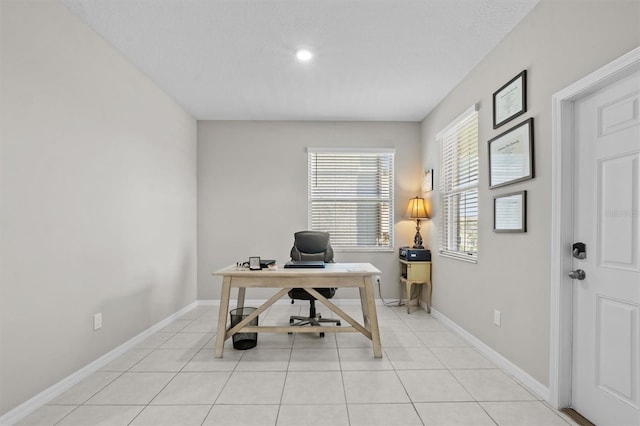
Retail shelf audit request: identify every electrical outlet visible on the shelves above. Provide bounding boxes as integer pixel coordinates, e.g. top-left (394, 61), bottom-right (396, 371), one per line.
top-left (94, 313), bottom-right (102, 330)
top-left (493, 309), bottom-right (501, 326)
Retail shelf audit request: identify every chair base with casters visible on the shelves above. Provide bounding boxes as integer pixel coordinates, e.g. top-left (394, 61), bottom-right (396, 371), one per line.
top-left (288, 288), bottom-right (340, 337)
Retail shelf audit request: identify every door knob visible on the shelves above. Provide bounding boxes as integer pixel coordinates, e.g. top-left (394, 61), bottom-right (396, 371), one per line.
top-left (568, 269), bottom-right (586, 280)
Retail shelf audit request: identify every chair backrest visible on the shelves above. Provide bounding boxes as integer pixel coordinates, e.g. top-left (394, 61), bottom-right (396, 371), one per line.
top-left (290, 231), bottom-right (334, 263)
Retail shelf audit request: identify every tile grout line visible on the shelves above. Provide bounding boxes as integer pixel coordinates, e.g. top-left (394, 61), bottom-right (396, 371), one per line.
top-left (124, 332), bottom-right (206, 426)
top-left (201, 306), bottom-right (244, 425)
top-left (273, 332), bottom-right (296, 425)
top-left (336, 343), bottom-right (352, 426)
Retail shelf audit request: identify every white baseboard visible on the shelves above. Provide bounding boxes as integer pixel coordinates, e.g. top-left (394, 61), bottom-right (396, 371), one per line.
top-left (428, 305), bottom-right (550, 402)
top-left (0, 301), bottom-right (199, 426)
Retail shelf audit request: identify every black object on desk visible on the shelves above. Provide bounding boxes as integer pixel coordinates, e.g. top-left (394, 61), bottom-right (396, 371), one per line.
top-left (284, 260), bottom-right (326, 269)
top-left (260, 259), bottom-right (276, 268)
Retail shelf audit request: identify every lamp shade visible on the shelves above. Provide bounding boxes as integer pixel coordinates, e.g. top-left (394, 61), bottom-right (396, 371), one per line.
top-left (407, 196), bottom-right (429, 219)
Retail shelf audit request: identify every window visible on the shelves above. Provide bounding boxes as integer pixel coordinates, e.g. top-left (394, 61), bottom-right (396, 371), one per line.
top-left (308, 148), bottom-right (394, 250)
top-left (438, 106), bottom-right (479, 262)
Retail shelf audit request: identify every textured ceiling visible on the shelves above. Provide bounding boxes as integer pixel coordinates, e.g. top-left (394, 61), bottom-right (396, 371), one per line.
top-left (61, 0), bottom-right (539, 121)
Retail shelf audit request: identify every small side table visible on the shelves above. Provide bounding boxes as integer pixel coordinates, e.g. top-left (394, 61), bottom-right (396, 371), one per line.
top-left (399, 259), bottom-right (432, 314)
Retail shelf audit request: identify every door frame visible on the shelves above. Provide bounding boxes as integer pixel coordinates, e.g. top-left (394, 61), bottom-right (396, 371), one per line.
top-left (549, 47), bottom-right (640, 410)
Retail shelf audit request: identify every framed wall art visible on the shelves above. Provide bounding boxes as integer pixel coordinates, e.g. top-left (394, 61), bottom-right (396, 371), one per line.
top-left (488, 118), bottom-right (534, 189)
top-left (494, 190), bottom-right (527, 233)
top-left (423, 169), bottom-right (433, 192)
top-left (493, 70), bottom-right (527, 129)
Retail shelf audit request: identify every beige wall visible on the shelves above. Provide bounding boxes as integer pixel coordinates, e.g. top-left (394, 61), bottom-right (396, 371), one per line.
top-left (4, 0), bottom-right (638, 416)
top-left (0, 1), bottom-right (197, 415)
top-left (197, 121), bottom-right (422, 300)
top-left (420, 0), bottom-right (640, 386)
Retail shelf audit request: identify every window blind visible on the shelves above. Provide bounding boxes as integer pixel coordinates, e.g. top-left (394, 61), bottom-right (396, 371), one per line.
top-left (308, 148), bottom-right (394, 250)
top-left (438, 106), bottom-right (479, 262)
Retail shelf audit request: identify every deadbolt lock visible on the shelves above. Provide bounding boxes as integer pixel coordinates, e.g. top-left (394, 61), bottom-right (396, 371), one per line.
top-left (572, 242), bottom-right (587, 259)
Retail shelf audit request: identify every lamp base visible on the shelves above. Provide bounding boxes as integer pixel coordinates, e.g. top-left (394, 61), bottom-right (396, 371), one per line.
top-left (413, 220), bottom-right (424, 249)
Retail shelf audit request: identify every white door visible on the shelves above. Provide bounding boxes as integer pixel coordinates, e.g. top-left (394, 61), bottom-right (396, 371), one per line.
top-left (571, 68), bottom-right (640, 425)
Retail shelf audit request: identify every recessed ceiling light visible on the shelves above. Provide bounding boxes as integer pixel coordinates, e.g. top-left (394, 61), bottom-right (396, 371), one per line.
top-left (295, 49), bottom-right (313, 62)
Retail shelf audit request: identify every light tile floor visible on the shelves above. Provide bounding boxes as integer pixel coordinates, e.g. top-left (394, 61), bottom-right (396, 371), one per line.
top-left (16, 303), bottom-right (576, 426)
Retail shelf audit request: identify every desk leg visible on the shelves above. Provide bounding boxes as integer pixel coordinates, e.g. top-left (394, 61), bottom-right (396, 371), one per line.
top-left (237, 287), bottom-right (246, 309)
top-left (363, 276), bottom-right (382, 358)
top-left (359, 286), bottom-right (370, 329)
top-left (214, 276), bottom-right (232, 358)
top-left (406, 281), bottom-right (413, 314)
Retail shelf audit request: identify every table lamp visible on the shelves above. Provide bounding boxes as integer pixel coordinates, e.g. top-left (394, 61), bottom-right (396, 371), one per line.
top-left (407, 196), bottom-right (429, 249)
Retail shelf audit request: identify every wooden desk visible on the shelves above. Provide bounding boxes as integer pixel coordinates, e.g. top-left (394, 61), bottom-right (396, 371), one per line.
top-left (213, 263), bottom-right (382, 358)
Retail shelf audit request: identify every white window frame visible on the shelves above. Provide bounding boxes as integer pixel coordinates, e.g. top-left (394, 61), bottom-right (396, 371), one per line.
top-left (438, 105), bottom-right (479, 263)
top-left (307, 147), bottom-right (395, 252)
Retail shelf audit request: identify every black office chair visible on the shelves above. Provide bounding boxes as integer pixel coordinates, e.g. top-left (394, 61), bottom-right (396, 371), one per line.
top-left (288, 231), bottom-right (341, 337)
